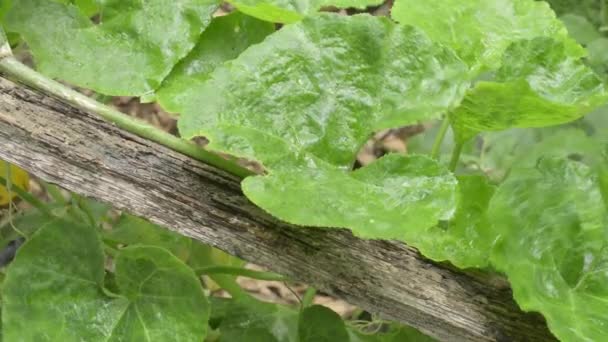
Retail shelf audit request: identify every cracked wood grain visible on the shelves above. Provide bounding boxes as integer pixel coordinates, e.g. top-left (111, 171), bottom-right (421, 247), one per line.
top-left (0, 76), bottom-right (555, 341)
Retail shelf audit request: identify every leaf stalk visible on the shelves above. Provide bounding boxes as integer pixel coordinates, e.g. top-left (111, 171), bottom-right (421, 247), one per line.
top-left (431, 117), bottom-right (451, 159)
top-left (0, 57), bottom-right (252, 179)
top-left (448, 143), bottom-right (463, 172)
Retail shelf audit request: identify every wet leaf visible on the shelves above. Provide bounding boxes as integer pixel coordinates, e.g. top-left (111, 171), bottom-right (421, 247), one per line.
top-left (392, 0), bottom-right (584, 72)
top-left (4, 0), bottom-right (219, 95)
top-left (451, 38), bottom-right (606, 142)
top-left (178, 14), bottom-right (467, 239)
top-left (156, 12), bottom-right (274, 114)
top-left (489, 158), bottom-right (608, 341)
top-left (410, 175), bottom-right (496, 269)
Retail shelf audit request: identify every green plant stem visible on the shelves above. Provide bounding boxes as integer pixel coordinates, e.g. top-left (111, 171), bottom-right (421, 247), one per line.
top-left (195, 265), bottom-right (288, 282)
top-left (301, 287), bottom-right (316, 309)
top-left (431, 117), bottom-right (450, 159)
top-left (0, 57), bottom-right (253, 179)
top-left (42, 182), bottom-right (66, 205)
top-left (208, 275), bottom-right (249, 299)
top-left (74, 194), bottom-right (97, 228)
top-left (0, 176), bottom-right (53, 217)
top-left (449, 143), bottom-right (464, 172)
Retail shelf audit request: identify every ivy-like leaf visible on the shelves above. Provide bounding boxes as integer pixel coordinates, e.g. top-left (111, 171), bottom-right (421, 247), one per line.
top-left (103, 213), bottom-right (192, 261)
top-left (156, 12), bottom-right (275, 114)
top-left (451, 38), bottom-right (606, 142)
top-left (391, 0), bottom-right (584, 72)
top-left (215, 296), bottom-right (299, 342)
top-left (177, 14), bottom-right (467, 239)
top-left (227, 0), bottom-right (384, 23)
top-left (489, 158), bottom-right (608, 341)
top-left (348, 324), bottom-right (436, 342)
top-left (4, 0), bottom-right (219, 96)
top-left (2, 219), bottom-right (209, 341)
top-left (299, 305), bottom-right (349, 342)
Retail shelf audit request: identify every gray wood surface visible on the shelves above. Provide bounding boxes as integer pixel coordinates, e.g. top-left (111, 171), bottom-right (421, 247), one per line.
top-left (0, 77), bottom-right (556, 341)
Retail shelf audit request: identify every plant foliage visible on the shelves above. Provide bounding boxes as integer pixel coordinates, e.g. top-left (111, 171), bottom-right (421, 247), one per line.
top-left (2, 0), bottom-right (608, 340)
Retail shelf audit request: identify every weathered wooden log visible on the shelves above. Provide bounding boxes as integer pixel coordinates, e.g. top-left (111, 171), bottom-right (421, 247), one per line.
top-left (0, 76), bottom-right (555, 341)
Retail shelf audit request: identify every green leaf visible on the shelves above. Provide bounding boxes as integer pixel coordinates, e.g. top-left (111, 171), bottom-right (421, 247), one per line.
top-left (178, 13), bottom-right (469, 161)
top-left (479, 126), bottom-right (606, 181)
top-left (299, 305), bottom-right (349, 342)
top-left (215, 296), bottom-right (299, 342)
top-left (4, 0), bottom-right (219, 96)
top-left (177, 14), bottom-right (467, 239)
top-left (451, 37), bottom-right (607, 142)
top-left (587, 38), bottom-right (608, 81)
top-left (227, 0), bottom-right (384, 23)
top-left (103, 213), bottom-right (246, 296)
top-left (583, 104), bottom-right (608, 140)
top-left (391, 0), bottom-right (584, 72)
top-left (111, 246), bottom-right (209, 340)
top-left (489, 158), bottom-right (608, 342)
top-left (2, 219), bottom-right (209, 341)
top-left (348, 324), bottom-right (436, 342)
top-left (559, 14), bottom-right (601, 45)
top-left (242, 154), bottom-right (457, 240)
top-left (104, 213), bottom-right (192, 261)
top-left (156, 12), bottom-right (275, 115)
top-left (409, 175), bottom-right (496, 269)
top-left (544, 0), bottom-right (607, 28)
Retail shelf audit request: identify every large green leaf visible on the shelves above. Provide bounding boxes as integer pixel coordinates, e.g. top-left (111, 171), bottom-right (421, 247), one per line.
top-left (156, 12), bottom-right (275, 114)
top-left (242, 154), bottom-right (457, 240)
top-left (489, 158), bottom-right (608, 341)
top-left (178, 14), bottom-right (469, 163)
top-left (4, 0), bottom-right (219, 96)
top-left (177, 14), bottom-right (467, 239)
top-left (391, 0), bottom-right (584, 72)
top-left (2, 219), bottom-right (209, 341)
top-left (451, 38), bottom-right (606, 142)
top-left (227, 0), bottom-right (384, 23)
top-left (409, 175), bottom-right (496, 269)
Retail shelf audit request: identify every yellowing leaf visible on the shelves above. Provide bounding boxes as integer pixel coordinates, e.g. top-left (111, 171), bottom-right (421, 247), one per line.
top-left (0, 161), bottom-right (29, 205)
